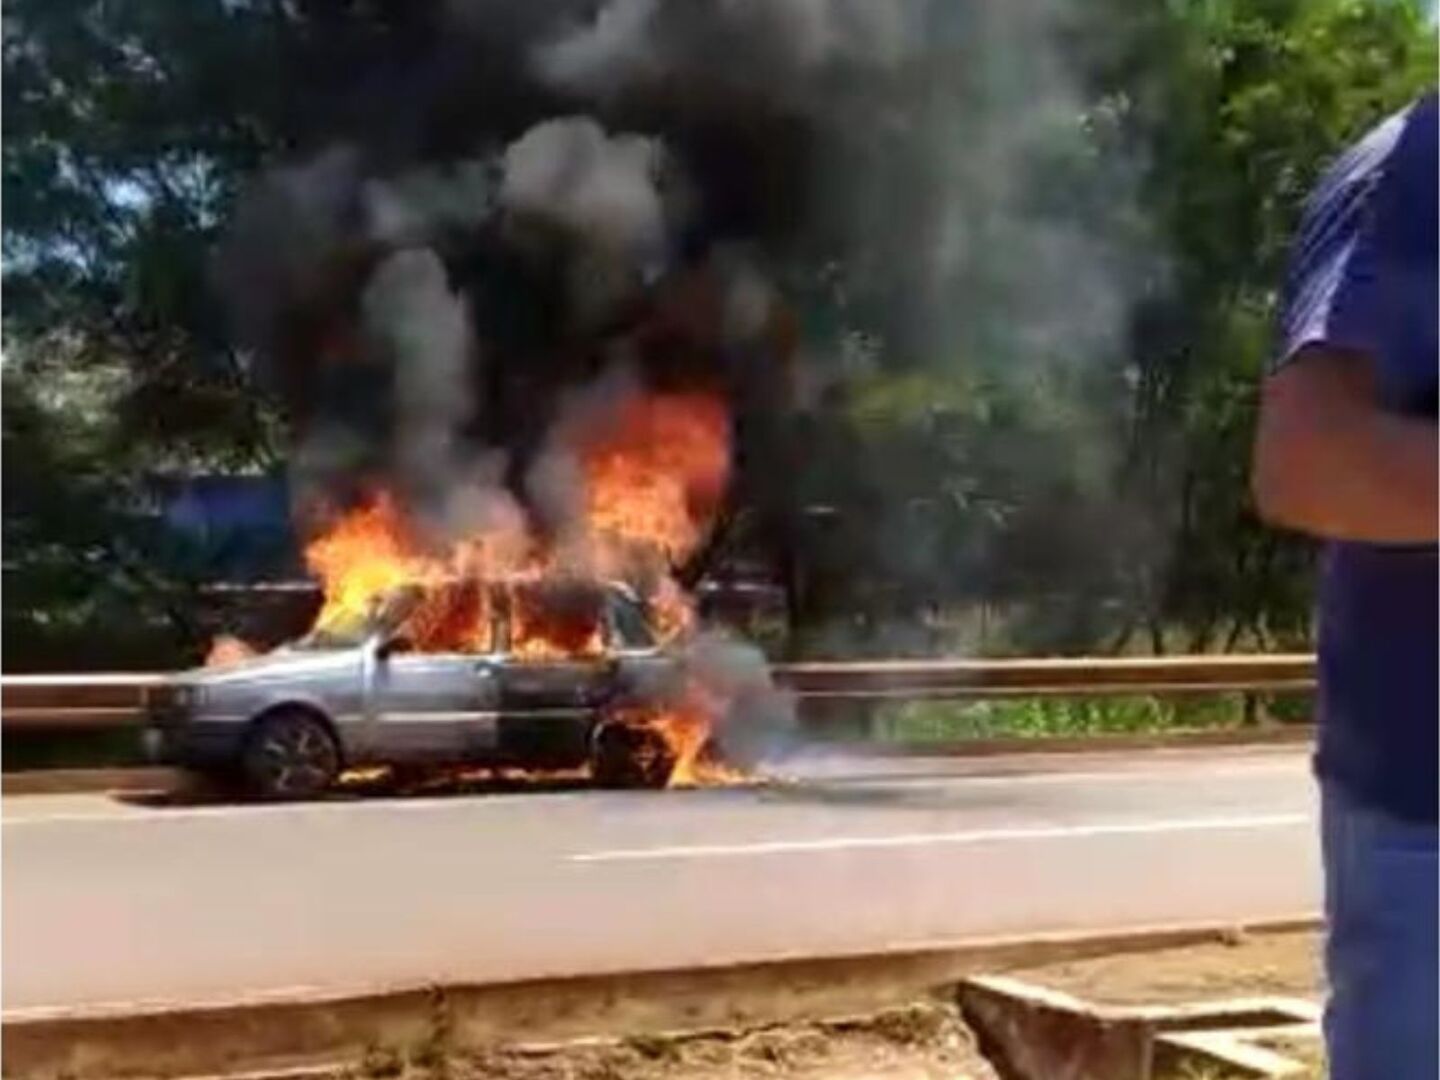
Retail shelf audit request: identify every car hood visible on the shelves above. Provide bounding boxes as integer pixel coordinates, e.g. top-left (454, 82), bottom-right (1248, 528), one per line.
top-left (180, 646), bottom-right (363, 688)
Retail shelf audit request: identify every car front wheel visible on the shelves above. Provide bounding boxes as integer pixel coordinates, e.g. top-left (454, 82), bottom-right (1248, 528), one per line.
top-left (591, 721), bottom-right (676, 790)
top-left (241, 709), bottom-right (340, 800)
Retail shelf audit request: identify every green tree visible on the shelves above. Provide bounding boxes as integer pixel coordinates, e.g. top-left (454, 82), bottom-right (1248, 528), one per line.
top-left (775, 0), bottom-right (1433, 656)
top-left (1094, 0), bottom-right (1435, 651)
top-left (3, 0), bottom-right (1433, 667)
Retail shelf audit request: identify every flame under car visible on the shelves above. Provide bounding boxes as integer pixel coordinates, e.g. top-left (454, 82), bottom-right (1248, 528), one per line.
top-left (146, 580), bottom-right (690, 799)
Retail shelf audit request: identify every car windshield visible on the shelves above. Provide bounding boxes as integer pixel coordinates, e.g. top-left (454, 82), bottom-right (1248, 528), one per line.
top-left (288, 582), bottom-right (650, 654)
top-left (290, 583), bottom-right (497, 653)
top-left (290, 585), bottom-right (420, 651)
top-left (291, 608), bottom-right (376, 650)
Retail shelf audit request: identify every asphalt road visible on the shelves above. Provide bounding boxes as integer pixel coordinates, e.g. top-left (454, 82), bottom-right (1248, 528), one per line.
top-left (2, 746), bottom-right (1318, 1017)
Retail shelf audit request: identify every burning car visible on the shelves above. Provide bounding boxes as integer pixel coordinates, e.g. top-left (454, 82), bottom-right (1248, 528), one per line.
top-left (146, 578), bottom-right (709, 799)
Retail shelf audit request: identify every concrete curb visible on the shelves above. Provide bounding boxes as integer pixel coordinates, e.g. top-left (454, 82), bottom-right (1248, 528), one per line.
top-left (2, 766), bottom-right (180, 796)
top-left (956, 974), bottom-right (1321, 1080)
top-left (0, 727), bottom-right (1315, 796)
top-left (1, 916), bottom-right (1319, 1079)
top-left (1155, 1021), bottom-right (1321, 1079)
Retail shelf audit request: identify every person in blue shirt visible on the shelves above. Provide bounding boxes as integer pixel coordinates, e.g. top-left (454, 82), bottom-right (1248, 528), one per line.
top-left (1253, 93), bottom-right (1437, 1079)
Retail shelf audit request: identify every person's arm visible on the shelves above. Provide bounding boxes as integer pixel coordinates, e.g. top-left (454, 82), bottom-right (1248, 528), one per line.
top-left (1253, 98), bottom-right (1438, 544)
top-left (1253, 345), bottom-right (1437, 543)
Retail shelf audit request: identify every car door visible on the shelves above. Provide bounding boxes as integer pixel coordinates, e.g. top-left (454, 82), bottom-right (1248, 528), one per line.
top-left (494, 654), bottom-right (614, 711)
top-left (491, 587), bottom-right (614, 765)
top-left (605, 590), bottom-right (681, 704)
top-left (369, 646), bottom-right (501, 762)
top-left (492, 651), bottom-right (611, 766)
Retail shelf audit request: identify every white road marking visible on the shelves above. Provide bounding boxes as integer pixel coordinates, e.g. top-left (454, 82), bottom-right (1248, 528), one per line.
top-left (569, 813), bottom-right (1311, 862)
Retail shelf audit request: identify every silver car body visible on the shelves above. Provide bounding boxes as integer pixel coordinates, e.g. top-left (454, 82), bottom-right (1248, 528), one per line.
top-left (148, 584), bottom-right (681, 774)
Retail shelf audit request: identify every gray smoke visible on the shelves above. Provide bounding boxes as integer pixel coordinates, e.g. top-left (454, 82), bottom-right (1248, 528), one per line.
top-left (216, 0), bottom-right (1158, 665)
top-left (498, 116), bottom-right (679, 328)
top-left (915, 4), bottom-right (1152, 368)
top-left (362, 160), bottom-right (495, 248)
top-left (361, 248), bottom-right (476, 538)
top-left (775, 2), bottom-right (1158, 654)
top-left (524, 361), bottom-right (642, 568)
top-left (534, 0), bottom-right (916, 103)
top-left (440, 453), bottom-right (530, 567)
top-left (216, 144), bottom-right (362, 361)
top-left (289, 421), bottom-right (371, 534)
top-left (683, 629), bottom-right (797, 767)
top-left (500, 118), bottom-right (667, 259)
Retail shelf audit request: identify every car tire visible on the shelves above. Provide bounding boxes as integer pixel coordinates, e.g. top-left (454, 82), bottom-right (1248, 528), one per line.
top-left (591, 721), bottom-right (676, 790)
top-left (241, 708), bottom-right (341, 801)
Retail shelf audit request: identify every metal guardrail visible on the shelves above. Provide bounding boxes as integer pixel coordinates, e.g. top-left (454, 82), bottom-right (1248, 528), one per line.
top-left (776, 654), bottom-right (1316, 699)
top-left (2, 674), bottom-right (170, 732)
top-left (0, 655), bottom-right (1316, 734)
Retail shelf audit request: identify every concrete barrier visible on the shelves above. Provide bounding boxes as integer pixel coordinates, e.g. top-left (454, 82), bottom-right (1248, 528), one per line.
top-left (957, 976), bottom-right (1320, 1080)
top-left (1, 916), bottom-right (1320, 1080)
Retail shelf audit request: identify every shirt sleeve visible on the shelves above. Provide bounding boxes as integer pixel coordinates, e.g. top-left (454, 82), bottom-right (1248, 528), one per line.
top-left (1273, 107), bottom-right (1411, 372)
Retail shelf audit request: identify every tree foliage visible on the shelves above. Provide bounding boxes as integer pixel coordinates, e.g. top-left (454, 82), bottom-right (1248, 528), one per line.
top-left (3, 0), bottom-right (1435, 665)
top-left (773, 0), bottom-right (1434, 655)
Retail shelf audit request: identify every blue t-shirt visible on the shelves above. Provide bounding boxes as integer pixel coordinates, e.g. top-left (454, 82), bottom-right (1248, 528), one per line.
top-left (1276, 93), bottom-right (1438, 821)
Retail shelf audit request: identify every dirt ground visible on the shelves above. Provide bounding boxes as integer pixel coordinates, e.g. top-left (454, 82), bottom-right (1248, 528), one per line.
top-left (305, 934), bottom-right (1324, 1080)
top-left (335, 1000), bottom-right (1000, 1080)
top-left (1254, 1033), bottom-right (1326, 1076)
top-left (1006, 929), bottom-right (1323, 1007)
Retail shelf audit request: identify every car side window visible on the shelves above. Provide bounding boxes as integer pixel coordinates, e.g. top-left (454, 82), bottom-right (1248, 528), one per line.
top-left (390, 582), bottom-right (495, 654)
top-left (609, 596), bottom-right (655, 650)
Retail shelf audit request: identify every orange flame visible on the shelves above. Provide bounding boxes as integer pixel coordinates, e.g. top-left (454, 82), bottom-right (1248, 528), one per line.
top-left (305, 493), bottom-right (439, 632)
top-left (507, 580), bottom-right (607, 659)
top-left (576, 392), bottom-right (730, 565)
top-left (288, 387), bottom-right (737, 784)
top-left (205, 635), bottom-right (257, 667)
top-left (611, 692), bottom-right (746, 788)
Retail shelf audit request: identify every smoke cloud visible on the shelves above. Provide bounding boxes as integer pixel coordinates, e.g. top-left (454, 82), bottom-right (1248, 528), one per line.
top-left (361, 248), bottom-right (475, 537)
top-left (363, 160), bottom-right (494, 248)
top-left (498, 117), bottom-right (675, 329)
top-left (533, 0), bottom-right (915, 102)
top-left (215, 0), bottom-right (1155, 662)
top-left (683, 629), bottom-right (797, 766)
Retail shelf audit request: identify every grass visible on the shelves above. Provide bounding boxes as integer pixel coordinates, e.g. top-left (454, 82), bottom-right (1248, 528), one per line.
top-left (858, 691), bottom-right (1312, 744)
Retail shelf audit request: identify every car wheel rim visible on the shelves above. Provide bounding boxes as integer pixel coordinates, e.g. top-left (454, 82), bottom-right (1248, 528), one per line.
top-left (258, 721), bottom-right (334, 795)
top-left (596, 724), bottom-right (674, 787)
top-left (632, 732), bottom-right (667, 782)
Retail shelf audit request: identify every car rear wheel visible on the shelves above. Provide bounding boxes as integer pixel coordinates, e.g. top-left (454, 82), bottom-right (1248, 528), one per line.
top-left (591, 721), bottom-right (676, 790)
top-left (242, 709), bottom-right (340, 800)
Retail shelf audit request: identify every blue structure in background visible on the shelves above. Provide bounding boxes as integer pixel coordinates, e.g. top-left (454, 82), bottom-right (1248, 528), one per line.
top-left (155, 474), bottom-right (301, 581)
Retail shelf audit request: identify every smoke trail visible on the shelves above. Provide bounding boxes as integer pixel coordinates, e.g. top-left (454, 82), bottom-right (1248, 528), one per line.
top-left (216, 144), bottom-right (363, 370)
top-left (362, 160), bottom-right (494, 248)
top-left (683, 628), bottom-right (797, 767)
top-left (215, 0), bottom-right (1158, 660)
top-left (361, 248), bottom-right (475, 538)
top-left (533, 0), bottom-right (915, 103)
top-left (498, 116), bottom-right (676, 331)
